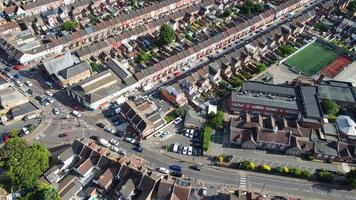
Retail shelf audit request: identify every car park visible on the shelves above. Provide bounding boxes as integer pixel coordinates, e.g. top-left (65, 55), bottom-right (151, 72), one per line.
top-left (112, 121), bottom-right (121, 126)
top-left (41, 99), bottom-right (49, 106)
top-left (13, 74), bottom-right (20, 79)
top-left (158, 167), bottom-right (169, 174)
top-left (58, 132), bottom-right (68, 138)
top-left (184, 130), bottom-right (189, 137)
top-left (110, 139), bottom-right (119, 146)
top-left (172, 143), bottom-right (179, 153)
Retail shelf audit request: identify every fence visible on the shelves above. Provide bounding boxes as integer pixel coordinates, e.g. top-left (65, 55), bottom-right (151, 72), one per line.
top-left (278, 37), bottom-right (317, 65)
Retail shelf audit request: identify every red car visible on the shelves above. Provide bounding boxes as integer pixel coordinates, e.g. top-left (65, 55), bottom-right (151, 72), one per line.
top-left (59, 132), bottom-right (69, 138)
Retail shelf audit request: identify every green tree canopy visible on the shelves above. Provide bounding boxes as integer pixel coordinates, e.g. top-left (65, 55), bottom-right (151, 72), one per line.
top-left (348, 0), bottom-right (356, 14)
top-left (256, 63), bottom-right (267, 73)
top-left (90, 62), bottom-right (100, 72)
top-left (317, 170), bottom-right (334, 182)
top-left (241, 0), bottom-right (265, 16)
top-left (8, 128), bottom-right (19, 138)
top-left (346, 169), bottom-right (356, 188)
top-left (209, 111), bottom-right (224, 129)
top-left (321, 99), bottom-right (339, 115)
top-left (175, 108), bottom-right (186, 118)
top-left (159, 24), bottom-right (176, 45)
top-left (233, 77), bottom-right (243, 87)
top-left (137, 51), bottom-right (152, 64)
top-left (61, 20), bottom-right (77, 31)
top-left (220, 9), bottom-right (233, 18)
top-left (3, 140), bottom-right (50, 188)
top-left (21, 183), bottom-right (60, 200)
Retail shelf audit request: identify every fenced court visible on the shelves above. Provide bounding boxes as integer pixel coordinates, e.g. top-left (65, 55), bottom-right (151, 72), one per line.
top-left (284, 41), bottom-right (339, 76)
top-left (321, 56), bottom-right (353, 78)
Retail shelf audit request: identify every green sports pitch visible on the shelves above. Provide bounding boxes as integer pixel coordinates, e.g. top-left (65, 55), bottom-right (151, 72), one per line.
top-left (284, 41), bottom-right (339, 76)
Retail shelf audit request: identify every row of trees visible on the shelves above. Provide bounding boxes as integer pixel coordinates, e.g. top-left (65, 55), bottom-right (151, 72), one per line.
top-left (0, 137), bottom-right (59, 199)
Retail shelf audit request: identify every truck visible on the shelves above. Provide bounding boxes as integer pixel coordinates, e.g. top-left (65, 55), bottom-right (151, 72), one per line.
top-left (99, 138), bottom-right (111, 148)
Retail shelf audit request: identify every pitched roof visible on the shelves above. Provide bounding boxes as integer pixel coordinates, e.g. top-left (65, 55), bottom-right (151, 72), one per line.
top-left (58, 61), bottom-right (90, 79)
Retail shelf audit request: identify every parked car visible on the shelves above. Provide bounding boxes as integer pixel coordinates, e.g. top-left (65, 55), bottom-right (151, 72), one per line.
top-left (190, 164), bottom-right (201, 171)
top-left (112, 121), bottom-right (121, 126)
top-left (224, 155), bottom-right (234, 162)
top-left (133, 146), bottom-right (143, 152)
top-left (25, 81), bottom-right (32, 87)
top-left (90, 136), bottom-right (100, 141)
top-left (170, 171), bottom-right (183, 177)
top-left (99, 138), bottom-right (111, 148)
top-left (26, 89), bottom-right (33, 96)
top-left (189, 132), bottom-right (193, 139)
top-left (15, 80), bottom-right (23, 87)
top-left (47, 97), bottom-right (54, 103)
top-left (71, 110), bottom-right (81, 117)
top-left (158, 167), bottom-right (169, 174)
top-left (53, 108), bottom-right (60, 115)
top-left (124, 137), bottom-right (135, 144)
top-left (174, 117), bottom-right (183, 124)
top-left (182, 146), bottom-right (188, 155)
top-left (110, 146), bottom-right (119, 152)
top-left (21, 127), bottom-right (30, 135)
top-left (188, 146), bottom-right (193, 156)
top-left (112, 117), bottom-right (120, 122)
top-left (169, 165), bottom-right (183, 172)
top-left (154, 131), bottom-right (162, 137)
top-left (160, 131), bottom-right (169, 138)
top-left (177, 145), bottom-right (183, 154)
top-left (13, 74), bottom-right (20, 79)
top-left (110, 139), bottom-right (119, 146)
top-left (118, 148), bottom-right (127, 156)
top-left (45, 91), bottom-right (53, 96)
top-left (201, 187), bottom-right (207, 196)
top-left (172, 143), bottom-right (179, 153)
top-left (184, 129), bottom-right (190, 137)
top-left (104, 127), bottom-right (115, 134)
top-left (96, 122), bottom-right (105, 128)
top-left (58, 132), bottom-right (68, 138)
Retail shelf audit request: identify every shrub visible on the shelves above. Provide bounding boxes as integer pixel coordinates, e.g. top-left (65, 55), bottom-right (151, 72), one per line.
top-left (302, 170), bottom-right (312, 179)
top-left (290, 168), bottom-right (302, 177)
top-left (241, 161), bottom-right (255, 170)
top-left (307, 155), bottom-right (315, 161)
top-left (275, 166), bottom-right (283, 174)
top-left (203, 126), bottom-right (212, 151)
top-left (318, 170), bottom-right (334, 182)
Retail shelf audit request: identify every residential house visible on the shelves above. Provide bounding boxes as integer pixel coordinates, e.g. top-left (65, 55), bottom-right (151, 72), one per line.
top-left (161, 84), bottom-right (188, 107)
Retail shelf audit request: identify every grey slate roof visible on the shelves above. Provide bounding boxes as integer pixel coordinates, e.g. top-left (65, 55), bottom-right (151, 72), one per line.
top-left (299, 86), bottom-right (323, 119)
top-left (242, 81), bottom-right (295, 97)
top-left (58, 61), bottom-right (90, 79)
top-left (43, 54), bottom-right (80, 75)
top-left (314, 142), bottom-right (338, 157)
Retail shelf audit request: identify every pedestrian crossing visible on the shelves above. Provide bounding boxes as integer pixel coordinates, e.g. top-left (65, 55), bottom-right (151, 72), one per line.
top-left (239, 173), bottom-right (247, 190)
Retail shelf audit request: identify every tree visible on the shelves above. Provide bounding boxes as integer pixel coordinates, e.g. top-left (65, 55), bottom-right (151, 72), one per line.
top-left (256, 63), bottom-right (267, 73)
top-left (302, 170), bottom-right (312, 179)
top-left (90, 62), bottom-right (100, 72)
top-left (175, 108), bottom-right (185, 118)
top-left (290, 168), bottom-right (302, 177)
top-left (5, 142), bottom-right (50, 188)
top-left (159, 24), bottom-right (176, 45)
top-left (137, 51), bottom-right (152, 64)
top-left (0, 137), bottom-right (28, 167)
top-left (346, 169), bottom-right (356, 188)
top-left (131, 0), bottom-right (138, 8)
top-left (321, 99), bottom-right (339, 115)
top-left (279, 45), bottom-right (295, 56)
top-left (348, 0), bottom-right (356, 15)
top-left (220, 9), bottom-right (232, 18)
top-left (216, 156), bottom-right (224, 163)
top-left (27, 124), bottom-right (36, 133)
top-left (233, 77), bottom-right (243, 87)
top-left (21, 183), bottom-right (60, 200)
top-left (210, 111), bottom-right (224, 129)
top-left (61, 20), bottom-right (77, 31)
top-left (8, 129), bottom-right (19, 138)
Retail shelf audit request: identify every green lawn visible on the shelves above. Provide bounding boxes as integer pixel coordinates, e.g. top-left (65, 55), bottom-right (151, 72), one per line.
top-left (284, 42), bottom-right (339, 76)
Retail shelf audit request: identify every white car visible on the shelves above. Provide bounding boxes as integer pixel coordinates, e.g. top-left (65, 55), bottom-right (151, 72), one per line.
top-left (118, 148), bottom-right (127, 156)
top-left (110, 145), bottom-right (119, 152)
top-left (110, 139), bottom-right (119, 146)
top-left (174, 117), bottom-right (183, 124)
top-left (202, 187), bottom-right (207, 196)
top-left (47, 97), bottom-right (54, 103)
top-left (182, 146), bottom-right (188, 155)
top-left (154, 131), bottom-right (163, 137)
top-left (53, 108), bottom-right (59, 115)
top-left (189, 132), bottom-right (193, 138)
top-left (45, 91), bottom-right (53, 96)
top-left (189, 129), bottom-right (194, 135)
top-left (21, 127), bottom-right (30, 135)
top-left (71, 110), bottom-right (81, 117)
top-left (188, 146), bottom-right (193, 156)
top-left (184, 129), bottom-right (190, 137)
top-left (25, 81), bottom-right (32, 87)
top-left (105, 127), bottom-right (115, 134)
top-left (15, 80), bottom-right (23, 87)
top-left (124, 137), bottom-right (135, 144)
top-left (158, 167), bottom-right (169, 174)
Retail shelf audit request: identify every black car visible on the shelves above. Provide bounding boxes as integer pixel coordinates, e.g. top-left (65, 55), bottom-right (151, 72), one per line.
top-left (96, 122), bottom-right (105, 128)
top-left (224, 155), bottom-right (234, 162)
top-left (190, 165), bottom-right (201, 171)
top-left (90, 136), bottom-right (100, 141)
top-left (133, 146), bottom-right (143, 152)
top-left (133, 140), bottom-right (142, 146)
top-left (26, 89), bottom-right (33, 96)
top-left (112, 116), bottom-right (120, 122)
top-left (170, 171), bottom-right (183, 177)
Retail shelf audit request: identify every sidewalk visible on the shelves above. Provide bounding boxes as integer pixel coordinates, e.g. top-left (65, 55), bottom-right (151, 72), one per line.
top-left (24, 115), bottom-right (53, 142)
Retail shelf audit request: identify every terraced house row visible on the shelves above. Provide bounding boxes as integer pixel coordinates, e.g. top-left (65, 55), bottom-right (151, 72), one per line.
top-left (0, 0), bottom-right (201, 64)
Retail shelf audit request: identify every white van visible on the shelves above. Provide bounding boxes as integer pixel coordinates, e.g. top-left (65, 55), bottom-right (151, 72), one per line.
top-left (99, 138), bottom-right (111, 148)
top-left (173, 143), bottom-right (179, 153)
